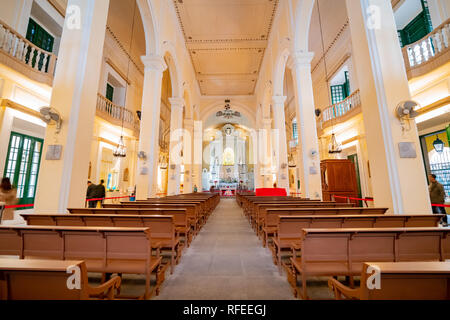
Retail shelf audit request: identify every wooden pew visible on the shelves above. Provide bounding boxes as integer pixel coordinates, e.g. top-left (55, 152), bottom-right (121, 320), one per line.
top-left (0, 259), bottom-right (121, 300)
top-left (67, 208), bottom-right (193, 247)
top-left (21, 213), bottom-right (181, 274)
top-left (289, 227), bottom-right (450, 299)
top-left (0, 225), bottom-right (163, 299)
top-left (253, 202), bottom-right (355, 238)
top-left (137, 200), bottom-right (208, 225)
top-left (103, 203), bottom-right (201, 235)
top-left (262, 207), bottom-right (388, 248)
top-left (271, 214), bottom-right (444, 272)
top-left (328, 261), bottom-right (450, 300)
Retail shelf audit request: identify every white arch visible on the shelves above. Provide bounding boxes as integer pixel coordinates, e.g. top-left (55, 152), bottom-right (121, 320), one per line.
top-left (200, 101), bottom-right (257, 129)
top-left (137, 0), bottom-right (160, 55)
top-left (272, 47), bottom-right (291, 97)
top-left (293, 0), bottom-right (315, 53)
top-left (162, 40), bottom-right (183, 99)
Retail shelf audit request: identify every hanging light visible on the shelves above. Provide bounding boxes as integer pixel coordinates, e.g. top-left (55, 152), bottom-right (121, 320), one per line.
top-left (433, 135), bottom-right (445, 153)
top-left (328, 133), bottom-right (342, 154)
top-left (113, 136), bottom-right (127, 157)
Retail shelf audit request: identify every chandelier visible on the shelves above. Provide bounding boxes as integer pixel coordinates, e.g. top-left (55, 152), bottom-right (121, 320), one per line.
top-left (328, 133), bottom-right (342, 154)
top-left (216, 100), bottom-right (241, 119)
top-left (113, 136), bottom-right (127, 157)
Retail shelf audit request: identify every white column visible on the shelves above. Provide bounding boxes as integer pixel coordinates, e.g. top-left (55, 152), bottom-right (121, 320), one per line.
top-left (34, 0), bottom-right (110, 213)
top-left (290, 52), bottom-right (323, 200)
top-left (193, 120), bottom-right (203, 191)
top-left (135, 55), bottom-right (167, 200)
top-left (183, 118), bottom-right (194, 193)
top-left (272, 96), bottom-right (289, 191)
top-left (167, 98), bottom-right (184, 196)
top-left (427, 0), bottom-right (450, 29)
top-left (261, 118), bottom-right (273, 187)
top-left (346, 0), bottom-right (431, 213)
top-left (0, 0), bottom-right (33, 36)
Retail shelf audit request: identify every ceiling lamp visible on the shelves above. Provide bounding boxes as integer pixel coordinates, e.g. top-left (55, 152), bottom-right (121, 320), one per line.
top-left (113, 136), bottom-right (127, 157)
top-left (328, 133), bottom-right (342, 154)
top-left (433, 135), bottom-right (445, 153)
top-left (216, 100), bottom-right (241, 119)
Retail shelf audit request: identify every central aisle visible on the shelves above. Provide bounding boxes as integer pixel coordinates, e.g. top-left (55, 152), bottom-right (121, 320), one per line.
top-left (154, 198), bottom-right (295, 300)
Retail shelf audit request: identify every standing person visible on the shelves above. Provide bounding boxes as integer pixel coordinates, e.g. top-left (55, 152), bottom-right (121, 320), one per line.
top-left (96, 179), bottom-right (106, 208)
top-left (193, 185), bottom-right (198, 193)
top-left (429, 174), bottom-right (448, 225)
top-left (0, 178), bottom-right (18, 223)
top-left (86, 181), bottom-right (97, 208)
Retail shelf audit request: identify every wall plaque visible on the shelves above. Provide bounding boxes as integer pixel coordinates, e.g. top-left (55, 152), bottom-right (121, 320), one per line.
top-left (45, 145), bottom-right (63, 160)
top-left (398, 142), bottom-right (417, 158)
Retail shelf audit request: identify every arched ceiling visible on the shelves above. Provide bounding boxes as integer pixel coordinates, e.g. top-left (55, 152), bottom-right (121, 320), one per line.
top-left (173, 0), bottom-right (279, 96)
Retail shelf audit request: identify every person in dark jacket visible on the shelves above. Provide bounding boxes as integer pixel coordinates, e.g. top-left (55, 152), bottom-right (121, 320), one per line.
top-left (429, 174), bottom-right (448, 225)
top-left (96, 180), bottom-right (106, 207)
top-left (86, 181), bottom-right (97, 208)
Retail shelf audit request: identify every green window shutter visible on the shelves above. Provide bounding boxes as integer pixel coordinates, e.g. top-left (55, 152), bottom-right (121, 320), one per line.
top-left (331, 85), bottom-right (345, 105)
top-left (292, 121), bottom-right (298, 143)
top-left (25, 18), bottom-right (54, 52)
top-left (399, 10), bottom-right (431, 46)
top-left (106, 83), bottom-right (114, 102)
top-left (3, 132), bottom-right (43, 209)
top-left (421, 0), bottom-right (433, 33)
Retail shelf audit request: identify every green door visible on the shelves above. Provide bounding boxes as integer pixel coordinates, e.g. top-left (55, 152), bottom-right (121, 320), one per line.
top-left (348, 154), bottom-right (363, 206)
top-left (3, 132), bottom-right (44, 209)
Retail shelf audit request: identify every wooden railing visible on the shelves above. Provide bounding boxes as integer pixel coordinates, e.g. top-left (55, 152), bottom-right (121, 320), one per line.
top-left (321, 90), bottom-right (361, 123)
top-left (0, 19), bottom-right (57, 84)
top-left (403, 18), bottom-right (450, 78)
top-left (96, 94), bottom-right (140, 133)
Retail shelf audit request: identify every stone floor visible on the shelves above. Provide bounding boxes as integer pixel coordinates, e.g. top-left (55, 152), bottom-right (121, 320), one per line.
top-left (98, 198), bottom-right (333, 300)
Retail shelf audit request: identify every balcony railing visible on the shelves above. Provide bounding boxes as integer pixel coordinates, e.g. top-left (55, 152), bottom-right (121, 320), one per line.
top-left (403, 18), bottom-right (450, 79)
top-left (0, 19), bottom-right (57, 85)
top-left (321, 90), bottom-right (361, 123)
top-left (96, 94), bottom-right (140, 134)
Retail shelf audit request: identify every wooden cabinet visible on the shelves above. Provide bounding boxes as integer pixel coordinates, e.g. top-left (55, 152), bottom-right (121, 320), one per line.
top-left (321, 159), bottom-right (359, 203)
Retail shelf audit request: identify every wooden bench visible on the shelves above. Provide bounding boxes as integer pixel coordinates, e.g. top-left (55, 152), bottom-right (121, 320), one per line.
top-left (271, 214), bottom-right (444, 272)
top-left (262, 207), bottom-right (388, 248)
top-left (0, 259), bottom-right (121, 300)
top-left (137, 200), bottom-right (208, 224)
top-left (253, 202), bottom-right (355, 239)
top-left (21, 213), bottom-right (181, 274)
top-left (289, 227), bottom-right (450, 299)
top-left (328, 261), bottom-right (450, 300)
top-left (67, 208), bottom-right (193, 247)
top-left (104, 203), bottom-right (201, 235)
top-left (0, 225), bottom-right (163, 299)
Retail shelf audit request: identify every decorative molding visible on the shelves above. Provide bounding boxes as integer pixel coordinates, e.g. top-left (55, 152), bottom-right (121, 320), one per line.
top-left (105, 58), bottom-right (131, 85)
top-left (311, 20), bottom-right (350, 74)
top-left (105, 26), bottom-right (144, 76)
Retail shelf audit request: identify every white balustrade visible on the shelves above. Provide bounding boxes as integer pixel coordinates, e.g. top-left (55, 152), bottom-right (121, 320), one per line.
top-left (96, 94), bottom-right (140, 132)
top-left (321, 90), bottom-right (361, 123)
top-left (403, 18), bottom-right (450, 69)
top-left (0, 19), bottom-right (56, 77)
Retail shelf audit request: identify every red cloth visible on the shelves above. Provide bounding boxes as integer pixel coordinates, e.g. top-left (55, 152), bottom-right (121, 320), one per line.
top-left (255, 188), bottom-right (287, 196)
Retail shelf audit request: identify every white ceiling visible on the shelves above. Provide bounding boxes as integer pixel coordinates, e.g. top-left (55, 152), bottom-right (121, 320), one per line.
top-left (394, 0), bottom-right (423, 29)
top-left (173, 0), bottom-right (279, 96)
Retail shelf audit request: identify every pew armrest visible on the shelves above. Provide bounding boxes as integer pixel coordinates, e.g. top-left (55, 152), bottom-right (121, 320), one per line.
top-left (88, 275), bottom-right (122, 300)
top-left (291, 244), bottom-right (301, 259)
top-left (328, 278), bottom-right (361, 300)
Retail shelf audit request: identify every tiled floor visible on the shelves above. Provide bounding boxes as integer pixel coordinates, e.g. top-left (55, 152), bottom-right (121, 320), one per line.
top-left (105, 198), bottom-right (333, 300)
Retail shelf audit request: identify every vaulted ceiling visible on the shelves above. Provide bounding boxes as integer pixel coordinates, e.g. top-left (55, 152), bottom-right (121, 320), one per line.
top-left (173, 0), bottom-right (279, 96)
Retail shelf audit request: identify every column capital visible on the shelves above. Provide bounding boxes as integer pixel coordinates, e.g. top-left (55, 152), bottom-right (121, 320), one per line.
top-left (141, 55), bottom-right (167, 72)
top-left (169, 97), bottom-right (185, 110)
top-left (272, 95), bottom-right (287, 106)
top-left (288, 51), bottom-right (315, 69)
top-left (262, 118), bottom-right (272, 126)
top-left (184, 118), bottom-right (194, 129)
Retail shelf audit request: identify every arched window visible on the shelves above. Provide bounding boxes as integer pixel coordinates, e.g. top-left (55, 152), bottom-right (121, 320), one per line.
top-left (292, 119), bottom-right (298, 145)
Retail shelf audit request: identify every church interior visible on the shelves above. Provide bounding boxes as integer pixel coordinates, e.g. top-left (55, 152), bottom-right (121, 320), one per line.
top-left (0, 0), bottom-right (449, 302)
